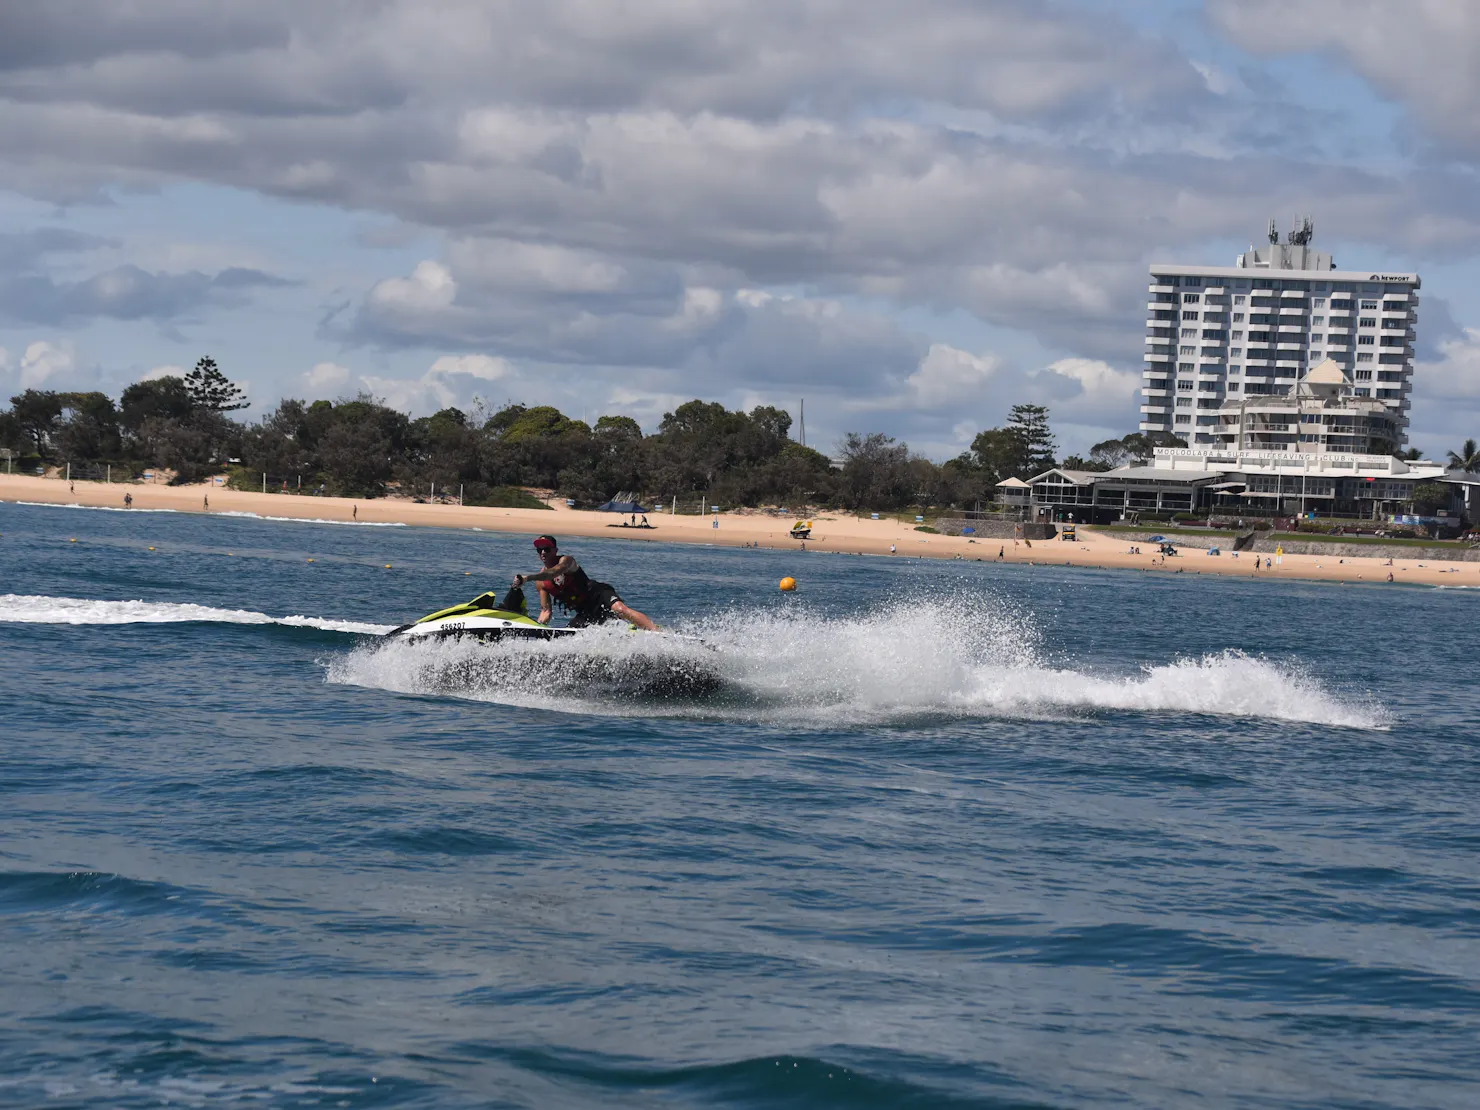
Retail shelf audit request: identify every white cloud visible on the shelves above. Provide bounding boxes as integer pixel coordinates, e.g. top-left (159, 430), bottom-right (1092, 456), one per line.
top-left (18, 341), bottom-right (76, 387)
top-left (359, 353), bottom-right (514, 415)
top-left (302, 361), bottom-right (352, 395)
top-left (904, 344), bottom-right (1002, 408)
top-left (1409, 328), bottom-right (1480, 453)
top-left (366, 260), bottom-right (457, 312)
top-left (1035, 357), bottom-right (1140, 407)
top-left (1211, 0), bottom-right (1480, 158)
top-left (141, 363), bottom-right (184, 381)
top-left (426, 353), bottom-right (510, 381)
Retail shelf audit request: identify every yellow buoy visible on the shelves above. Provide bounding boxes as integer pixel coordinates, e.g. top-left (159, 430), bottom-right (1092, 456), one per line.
top-left (69, 537), bottom-right (77, 543)
top-left (385, 564), bottom-right (392, 569)
top-left (779, 576), bottom-right (797, 591)
top-left (307, 558), bottom-right (315, 563)
top-left (148, 546), bottom-right (155, 551)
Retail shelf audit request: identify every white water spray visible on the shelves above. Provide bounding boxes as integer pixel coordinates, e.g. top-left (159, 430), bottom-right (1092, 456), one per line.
top-left (0, 594), bottom-right (392, 635)
top-left (327, 594), bottom-right (1388, 730)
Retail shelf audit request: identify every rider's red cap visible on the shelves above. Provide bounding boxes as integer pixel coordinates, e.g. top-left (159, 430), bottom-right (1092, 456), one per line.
top-left (533, 535), bottom-right (558, 551)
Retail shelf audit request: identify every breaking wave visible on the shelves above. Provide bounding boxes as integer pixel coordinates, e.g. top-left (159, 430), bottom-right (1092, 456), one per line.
top-left (214, 511), bottom-right (406, 527)
top-left (4, 499), bottom-right (180, 514)
top-left (326, 595), bottom-right (1388, 730)
top-left (0, 594), bottom-right (392, 636)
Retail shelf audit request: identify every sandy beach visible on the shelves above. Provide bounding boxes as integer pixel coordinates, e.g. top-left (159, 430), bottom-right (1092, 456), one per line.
top-left (3, 472), bottom-right (1476, 589)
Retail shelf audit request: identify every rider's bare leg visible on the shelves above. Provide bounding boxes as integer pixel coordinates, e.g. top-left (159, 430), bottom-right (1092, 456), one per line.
top-left (612, 600), bottom-right (658, 631)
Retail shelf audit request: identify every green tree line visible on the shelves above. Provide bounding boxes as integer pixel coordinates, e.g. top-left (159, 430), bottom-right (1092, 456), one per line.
top-left (1, 359), bottom-right (1174, 511)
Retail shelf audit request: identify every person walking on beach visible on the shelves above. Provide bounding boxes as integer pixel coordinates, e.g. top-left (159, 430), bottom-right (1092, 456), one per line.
top-left (123, 492), bottom-right (133, 508)
top-left (353, 505), bottom-right (357, 521)
top-left (515, 535), bottom-right (658, 631)
top-left (203, 494), bottom-right (209, 511)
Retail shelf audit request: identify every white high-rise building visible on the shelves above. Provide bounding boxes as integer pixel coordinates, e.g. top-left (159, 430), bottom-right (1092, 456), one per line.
top-left (1141, 218), bottom-right (1419, 449)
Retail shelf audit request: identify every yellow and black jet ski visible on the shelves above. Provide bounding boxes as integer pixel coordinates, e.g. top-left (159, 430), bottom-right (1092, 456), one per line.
top-left (381, 585), bottom-right (723, 699)
top-left (385, 585), bottom-right (586, 642)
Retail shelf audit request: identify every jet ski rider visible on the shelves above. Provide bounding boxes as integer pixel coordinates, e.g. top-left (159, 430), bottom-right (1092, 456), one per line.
top-left (514, 535), bottom-right (659, 631)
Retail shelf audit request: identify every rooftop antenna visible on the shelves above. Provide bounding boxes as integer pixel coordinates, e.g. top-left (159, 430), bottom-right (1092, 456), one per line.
top-left (1267, 218), bottom-right (1279, 245)
top-left (1288, 215), bottom-right (1313, 246)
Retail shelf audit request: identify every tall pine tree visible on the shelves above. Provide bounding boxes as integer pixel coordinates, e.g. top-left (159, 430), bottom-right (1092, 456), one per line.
top-left (184, 357), bottom-right (250, 412)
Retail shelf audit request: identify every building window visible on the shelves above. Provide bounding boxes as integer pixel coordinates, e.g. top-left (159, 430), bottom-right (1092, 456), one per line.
top-left (1357, 352), bottom-right (1374, 362)
top-left (1229, 382), bottom-right (1240, 391)
top-left (1313, 297), bottom-right (1326, 307)
top-left (1182, 277), bottom-right (1202, 286)
top-left (1232, 312), bottom-right (1245, 322)
top-left (1176, 398), bottom-right (1192, 408)
top-left (1359, 317), bottom-right (1376, 328)
top-left (1175, 415), bottom-right (1191, 424)
top-left (1177, 380), bottom-right (1193, 391)
top-left (1178, 362), bottom-right (1194, 372)
top-left (1234, 295), bottom-right (1246, 304)
top-left (1180, 345), bottom-right (1195, 355)
top-left (1360, 300), bottom-right (1379, 310)
top-left (1382, 319), bottom-right (1406, 329)
top-left (1355, 369), bottom-right (1373, 380)
top-left (1358, 336), bottom-right (1374, 346)
top-left (1312, 316), bottom-right (1324, 324)
top-left (1183, 311), bottom-right (1199, 320)
top-left (1198, 382), bottom-right (1219, 392)
top-left (1183, 293), bottom-right (1201, 303)
top-left (1181, 328), bottom-right (1197, 337)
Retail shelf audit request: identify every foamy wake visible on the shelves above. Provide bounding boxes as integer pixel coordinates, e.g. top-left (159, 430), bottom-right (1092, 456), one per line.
top-left (0, 594), bottom-right (392, 636)
top-left (326, 595), bottom-right (1389, 730)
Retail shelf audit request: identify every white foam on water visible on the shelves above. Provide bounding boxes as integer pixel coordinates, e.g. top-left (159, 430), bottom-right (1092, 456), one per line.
top-left (0, 594), bottom-right (392, 635)
top-left (214, 510), bottom-right (406, 527)
top-left (325, 593), bottom-right (1389, 730)
top-left (4, 500), bottom-right (181, 514)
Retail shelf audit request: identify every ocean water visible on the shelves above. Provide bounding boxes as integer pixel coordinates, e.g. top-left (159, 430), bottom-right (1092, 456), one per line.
top-left (2, 499), bottom-right (1478, 1110)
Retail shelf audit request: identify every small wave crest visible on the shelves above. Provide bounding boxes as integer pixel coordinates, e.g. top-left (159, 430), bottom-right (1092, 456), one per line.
top-left (4, 499), bottom-right (180, 514)
top-left (326, 594), bottom-right (1386, 729)
top-left (0, 594), bottom-right (391, 635)
top-left (214, 510), bottom-right (406, 527)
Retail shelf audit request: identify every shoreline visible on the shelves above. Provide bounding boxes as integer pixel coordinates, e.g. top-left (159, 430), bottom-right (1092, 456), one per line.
top-left (3, 473), bottom-right (1477, 590)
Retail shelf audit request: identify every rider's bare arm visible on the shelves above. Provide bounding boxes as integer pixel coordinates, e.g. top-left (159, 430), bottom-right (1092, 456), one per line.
top-left (517, 554), bottom-right (576, 586)
top-left (536, 583), bottom-right (554, 624)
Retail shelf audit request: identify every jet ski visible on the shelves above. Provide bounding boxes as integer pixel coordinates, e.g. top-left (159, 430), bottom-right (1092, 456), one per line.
top-left (382, 585), bottom-right (724, 699)
top-left (385, 585), bottom-right (578, 642)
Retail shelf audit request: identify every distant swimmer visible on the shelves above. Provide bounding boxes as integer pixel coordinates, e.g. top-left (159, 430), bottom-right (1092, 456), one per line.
top-left (515, 534), bottom-right (658, 631)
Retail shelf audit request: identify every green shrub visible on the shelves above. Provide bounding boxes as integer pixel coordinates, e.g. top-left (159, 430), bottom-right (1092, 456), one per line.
top-left (914, 524), bottom-right (939, 533)
top-left (465, 484), bottom-right (552, 510)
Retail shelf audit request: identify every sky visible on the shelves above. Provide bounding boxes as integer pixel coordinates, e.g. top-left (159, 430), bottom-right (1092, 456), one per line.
top-left (2, 0), bottom-right (1480, 459)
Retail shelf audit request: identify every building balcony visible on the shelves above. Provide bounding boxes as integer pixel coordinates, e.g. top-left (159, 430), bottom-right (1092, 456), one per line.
top-left (1146, 352), bottom-right (1173, 363)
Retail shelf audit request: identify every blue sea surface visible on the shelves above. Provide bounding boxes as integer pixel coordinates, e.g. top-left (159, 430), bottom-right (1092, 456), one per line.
top-left (2, 499), bottom-right (1478, 1109)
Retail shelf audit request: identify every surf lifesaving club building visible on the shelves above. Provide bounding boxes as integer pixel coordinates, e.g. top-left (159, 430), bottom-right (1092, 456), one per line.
top-left (1006, 360), bottom-right (1464, 521)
